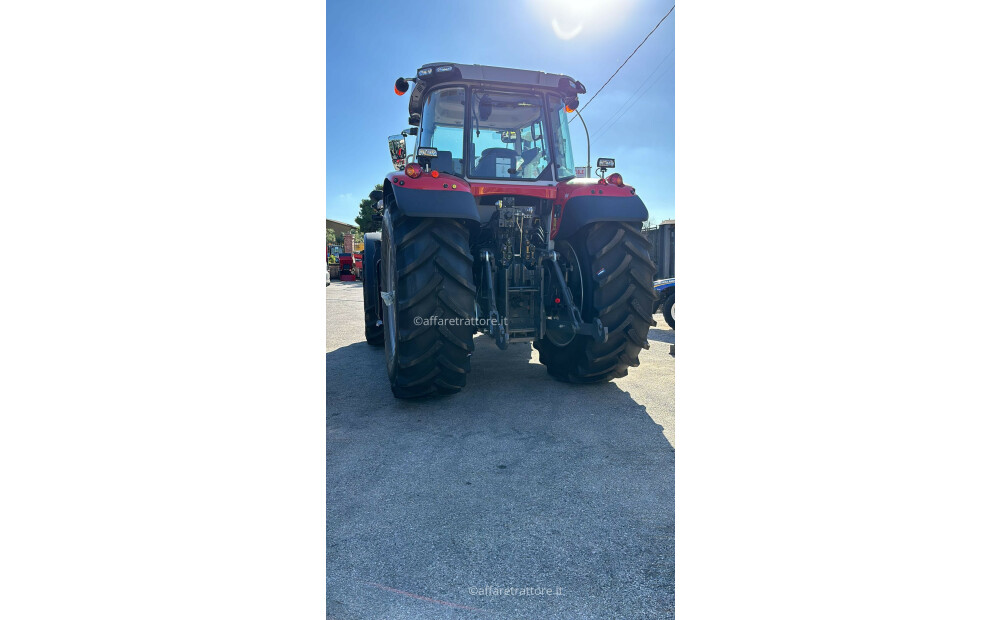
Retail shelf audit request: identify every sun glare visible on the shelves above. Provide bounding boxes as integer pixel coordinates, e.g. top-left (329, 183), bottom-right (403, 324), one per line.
top-left (552, 18), bottom-right (584, 40)
top-left (530, 0), bottom-right (633, 41)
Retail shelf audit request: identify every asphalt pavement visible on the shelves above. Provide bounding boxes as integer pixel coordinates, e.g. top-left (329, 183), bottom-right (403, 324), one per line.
top-left (327, 279), bottom-right (675, 619)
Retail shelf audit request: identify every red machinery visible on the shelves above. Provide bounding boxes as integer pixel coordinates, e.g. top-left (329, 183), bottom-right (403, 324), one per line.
top-left (338, 253), bottom-right (356, 281)
top-left (362, 62), bottom-right (656, 398)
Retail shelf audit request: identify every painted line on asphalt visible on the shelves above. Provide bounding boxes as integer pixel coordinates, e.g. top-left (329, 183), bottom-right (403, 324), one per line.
top-left (360, 581), bottom-right (485, 612)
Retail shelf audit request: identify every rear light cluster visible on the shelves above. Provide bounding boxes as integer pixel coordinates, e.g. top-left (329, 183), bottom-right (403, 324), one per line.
top-left (597, 173), bottom-right (624, 187)
top-left (404, 164), bottom-right (443, 179)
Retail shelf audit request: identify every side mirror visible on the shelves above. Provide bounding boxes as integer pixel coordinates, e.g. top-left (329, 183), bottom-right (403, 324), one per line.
top-left (388, 134), bottom-right (406, 171)
top-left (369, 190), bottom-right (383, 202)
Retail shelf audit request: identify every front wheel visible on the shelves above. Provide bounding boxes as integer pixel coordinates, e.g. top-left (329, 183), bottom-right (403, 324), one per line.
top-left (662, 292), bottom-right (675, 329)
top-left (535, 222), bottom-right (657, 383)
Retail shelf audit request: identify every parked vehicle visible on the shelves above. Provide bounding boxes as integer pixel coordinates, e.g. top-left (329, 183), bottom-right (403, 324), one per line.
top-left (338, 253), bottom-right (356, 281)
top-left (653, 278), bottom-right (675, 329)
top-left (328, 246), bottom-right (341, 281)
top-left (363, 62), bottom-right (657, 398)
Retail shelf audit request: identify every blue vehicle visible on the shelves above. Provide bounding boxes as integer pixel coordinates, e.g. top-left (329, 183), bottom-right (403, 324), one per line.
top-left (653, 278), bottom-right (675, 329)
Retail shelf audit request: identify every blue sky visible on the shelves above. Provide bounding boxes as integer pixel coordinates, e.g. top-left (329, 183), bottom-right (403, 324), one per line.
top-left (327, 0), bottom-right (674, 226)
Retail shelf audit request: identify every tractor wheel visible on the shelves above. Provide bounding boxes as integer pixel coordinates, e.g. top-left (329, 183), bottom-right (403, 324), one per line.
top-left (662, 292), bottom-right (675, 329)
top-left (362, 232), bottom-right (383, 346)
top-left (535, 222), bottom-right (657, 383)
top-left (380, 206), bottom-right (475, 398)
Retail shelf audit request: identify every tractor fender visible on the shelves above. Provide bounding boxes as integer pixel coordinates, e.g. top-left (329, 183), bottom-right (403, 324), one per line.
top-left (554, 194), bottom-right (648, 239)
top-left (383, 172), bottom-right (480, 222)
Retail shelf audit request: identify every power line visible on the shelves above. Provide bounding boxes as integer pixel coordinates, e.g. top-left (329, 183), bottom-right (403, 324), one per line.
top-left (589, 49), bottom-right (675, 140)
top-left (591, 63), bottom-right (671, 144)
top-left (571, 6), bottom-right (675, 123)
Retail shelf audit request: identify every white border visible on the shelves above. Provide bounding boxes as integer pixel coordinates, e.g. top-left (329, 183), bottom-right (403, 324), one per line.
top-left (0, 2), bottom-right (326, 618)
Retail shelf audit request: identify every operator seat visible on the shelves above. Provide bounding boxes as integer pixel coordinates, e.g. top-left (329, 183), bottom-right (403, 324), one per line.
top-left (474, 147), bottom-right (517, 178)
top-left (433, 150), bottom-right (456, 175)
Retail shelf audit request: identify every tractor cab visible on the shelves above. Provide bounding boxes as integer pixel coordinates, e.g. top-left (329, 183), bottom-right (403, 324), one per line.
top-left (390, 63), bottom-right (585, 186)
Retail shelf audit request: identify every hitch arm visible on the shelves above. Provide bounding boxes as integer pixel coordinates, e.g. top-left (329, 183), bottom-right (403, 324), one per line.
top-left (480, 249), bottom-right (508, 349)
top-left (541, 250), bottom-right (608, 343)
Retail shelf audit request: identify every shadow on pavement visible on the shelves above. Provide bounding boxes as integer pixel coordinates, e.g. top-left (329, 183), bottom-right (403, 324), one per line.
top-left (647, 326), bottom-right (675, 345)
top-left (327, 335), bottom-right (675, 619)
top-left (329, 279), bottom-right (364, 288)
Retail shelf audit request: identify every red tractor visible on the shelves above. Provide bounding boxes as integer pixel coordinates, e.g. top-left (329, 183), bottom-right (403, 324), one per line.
top-left (362, 63), bottom-right (656, 398)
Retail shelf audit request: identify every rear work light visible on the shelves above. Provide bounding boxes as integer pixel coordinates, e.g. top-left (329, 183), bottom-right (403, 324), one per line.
top-left (404, 163), bottom-right (422, 178)
top-left (607, 173), bottom-right (624, 187)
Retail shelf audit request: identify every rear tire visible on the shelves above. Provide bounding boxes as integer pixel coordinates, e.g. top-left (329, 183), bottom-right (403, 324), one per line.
top-left (362, 232), bottom-right (383, 346)
top-left (536, 222), bottom-right (657, 383)
top-left (662, 292), bottom-right (675, 329)
top-left (381, 206), bottom-right (475, 398)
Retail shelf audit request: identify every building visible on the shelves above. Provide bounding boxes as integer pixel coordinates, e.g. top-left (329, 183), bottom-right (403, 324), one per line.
top-left (326, 219), bottom-right (354, 238)
top-left (643, 220), bottom-right (675, 279)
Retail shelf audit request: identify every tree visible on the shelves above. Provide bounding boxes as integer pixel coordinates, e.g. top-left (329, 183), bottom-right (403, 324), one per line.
top-left (355, 184), bottom-right (383, 233)
top-left (326, 229), bottom-right (344, 246)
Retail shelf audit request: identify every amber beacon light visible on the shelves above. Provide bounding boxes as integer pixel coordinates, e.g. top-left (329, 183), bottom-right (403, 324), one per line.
top-left (394, 77), bottom-right (410, 96)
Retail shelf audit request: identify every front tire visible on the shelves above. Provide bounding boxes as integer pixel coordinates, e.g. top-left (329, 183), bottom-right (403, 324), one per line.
top-left (536, 222), bottom-right (657, 383)
top-left (381, 207), bottom-right (475, 398)
top-left (362, 232), bottom-right (383, 346)
top-left (662, 292), bottom-right (675, 329)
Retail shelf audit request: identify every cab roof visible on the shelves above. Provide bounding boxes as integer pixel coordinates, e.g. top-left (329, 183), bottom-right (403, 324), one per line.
top-left (407, 62), bottom-right (586, 122)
